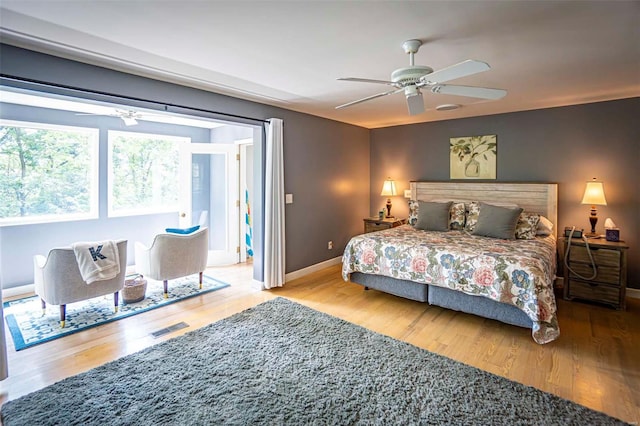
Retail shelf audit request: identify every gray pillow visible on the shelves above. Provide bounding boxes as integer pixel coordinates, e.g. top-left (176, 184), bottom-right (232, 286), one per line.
top-left (472, 203), bottom-right (523, 239)
top-left (415, 201), bottom-right (452, 231)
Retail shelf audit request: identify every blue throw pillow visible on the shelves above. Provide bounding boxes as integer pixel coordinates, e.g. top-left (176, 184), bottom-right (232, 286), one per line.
top-left (165, 225), bottom-right (200, 235)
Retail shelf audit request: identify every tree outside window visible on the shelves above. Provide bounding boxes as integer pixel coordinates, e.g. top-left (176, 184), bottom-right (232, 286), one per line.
top-left (0, 120), bottom-right (98, 226)
top-left (108, 131), bottom-right (187, 216)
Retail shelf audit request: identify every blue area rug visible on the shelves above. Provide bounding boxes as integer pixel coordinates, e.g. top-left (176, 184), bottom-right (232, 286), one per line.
top-left (3, 274), bottom-right (230, 351)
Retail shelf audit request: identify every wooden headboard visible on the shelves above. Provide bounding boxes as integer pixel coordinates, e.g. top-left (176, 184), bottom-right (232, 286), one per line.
top-left (410, 182), bottom-right (558, 237)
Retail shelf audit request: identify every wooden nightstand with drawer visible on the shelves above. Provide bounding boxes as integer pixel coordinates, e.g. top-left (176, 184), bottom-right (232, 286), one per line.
top-left (363, 217), bottom-right (406, 233)
top-left (561, 237), bottom-right (629, 310)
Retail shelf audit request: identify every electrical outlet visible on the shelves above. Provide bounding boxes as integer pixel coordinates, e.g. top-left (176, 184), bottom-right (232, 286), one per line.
top-left (328, 241), bottom-right (333, 250)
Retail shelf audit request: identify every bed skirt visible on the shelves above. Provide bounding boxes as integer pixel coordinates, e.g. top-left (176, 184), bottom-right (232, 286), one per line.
top-left (350, 272), bottom-right (429, 302)
top-left (349, 272), bottom-right (532, 329)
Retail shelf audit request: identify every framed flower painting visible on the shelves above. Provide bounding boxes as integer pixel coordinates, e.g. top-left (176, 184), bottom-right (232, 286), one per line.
top-left (450, 135), bottom-right (497, 179)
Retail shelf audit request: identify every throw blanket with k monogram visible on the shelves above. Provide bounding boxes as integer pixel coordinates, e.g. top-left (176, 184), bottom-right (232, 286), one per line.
top-left (72, 241), bottom-right (120, 284)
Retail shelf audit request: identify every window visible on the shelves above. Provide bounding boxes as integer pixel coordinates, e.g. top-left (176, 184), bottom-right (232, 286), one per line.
top-left (0, 120), bottom-right (99, 226)
top-left (108, 131), bottom-right (188, 216)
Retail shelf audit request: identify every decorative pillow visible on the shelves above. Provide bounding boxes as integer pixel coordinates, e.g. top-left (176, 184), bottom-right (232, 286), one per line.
top-left (472, 203), bottom-right (523, 239)
top-left (449, 202), bottom-right (466, 230)
top-left (464, 201), bottom-right (520, 232)
top-left (410, 200), bottom-right (465, 230)
top-left (165, 225), bottom-right (200, 235)
top-left (415, 201), bottom-right (452, 231)
top-left (464, 201), bottom-right (481, 232)
top-left (536, 215), bottom-right (554, 236)
top-left (515, 212), bottom-right (541, 239)
top-left (408, 200), bottom-right (419, 226)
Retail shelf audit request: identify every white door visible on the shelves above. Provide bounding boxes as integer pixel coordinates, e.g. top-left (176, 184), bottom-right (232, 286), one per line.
top-left (179, 143), bottom-right (239, 266)
top-left (237, 139), bottom-right (254, 263)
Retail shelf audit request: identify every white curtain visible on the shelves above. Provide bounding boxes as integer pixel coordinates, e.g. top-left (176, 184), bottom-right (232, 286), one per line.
top-left (0, 301), bottom-right (7, 380)
top-left (263, 118), bottom-right (285, 289)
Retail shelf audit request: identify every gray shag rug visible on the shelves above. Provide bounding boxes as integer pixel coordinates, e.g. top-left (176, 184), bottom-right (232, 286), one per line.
top-left (1, 297), bottom-right (628, 425)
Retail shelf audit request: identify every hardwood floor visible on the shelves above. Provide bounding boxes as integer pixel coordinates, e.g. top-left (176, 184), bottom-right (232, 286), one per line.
top-left (2, 263), bottom-right (639, 424)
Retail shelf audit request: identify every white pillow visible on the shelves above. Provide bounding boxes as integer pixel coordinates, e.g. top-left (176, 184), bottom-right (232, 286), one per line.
top-left (536, 215), bottom-right (554, 236)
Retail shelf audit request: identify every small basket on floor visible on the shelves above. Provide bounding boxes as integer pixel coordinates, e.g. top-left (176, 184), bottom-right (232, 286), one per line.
top-left (122, 274), bottom-right (147, 304)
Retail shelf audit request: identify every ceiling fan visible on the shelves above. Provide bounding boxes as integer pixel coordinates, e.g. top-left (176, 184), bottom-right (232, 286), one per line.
top-left (74, 107), bottom-right (226, 129)
top-left (76, 109), bottom-right (145, 126)
top-left (336, 39), bottom-right (507, 115)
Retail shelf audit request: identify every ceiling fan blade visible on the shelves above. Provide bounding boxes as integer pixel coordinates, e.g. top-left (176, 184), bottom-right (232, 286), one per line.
top-left (335, 88), bottom-right (403, 109)
top-left (420, 60), bottom-right (491, 84)
top-left (337, 77), bottom-right (396, 86)
top-left (431, 84), bottom-right (507, 100)
top-left (406, 91), bottom-right (425, 116)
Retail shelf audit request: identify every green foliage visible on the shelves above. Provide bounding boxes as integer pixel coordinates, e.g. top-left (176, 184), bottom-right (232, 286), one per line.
top-left (0, 125), bottom-right (93, 219)
top-left (110, 135), bottom-right (179, 211)
top-left (0, 125), bottom-right (182, 221)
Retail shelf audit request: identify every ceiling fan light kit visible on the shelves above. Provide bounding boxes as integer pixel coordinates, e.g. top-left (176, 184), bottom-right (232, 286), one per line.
top-left (118, 110), bottom-right (140, 126)
top-left (336, 39), bottom-right (507, 116)
top-left (406, 91), bottom-right (424, 115)
top-left (121, 116), bottom-right (138, 126)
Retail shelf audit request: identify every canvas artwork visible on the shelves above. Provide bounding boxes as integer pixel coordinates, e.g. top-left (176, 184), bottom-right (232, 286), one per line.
top-left (450, 135), bottom-right (497, 179)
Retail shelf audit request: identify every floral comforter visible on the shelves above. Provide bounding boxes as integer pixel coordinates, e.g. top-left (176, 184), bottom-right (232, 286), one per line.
top-left (342, 225), bottom-right (559, 344)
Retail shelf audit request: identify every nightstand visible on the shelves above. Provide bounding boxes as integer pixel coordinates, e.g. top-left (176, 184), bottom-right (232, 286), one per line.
top-left (561, 237), bottom-right (629, 310)
top-left (363, 217), bottom-right (406, 233)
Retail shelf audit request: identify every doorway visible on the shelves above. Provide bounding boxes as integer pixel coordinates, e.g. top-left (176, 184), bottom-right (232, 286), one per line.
top-left (179, 134), bottom-right (255, 267)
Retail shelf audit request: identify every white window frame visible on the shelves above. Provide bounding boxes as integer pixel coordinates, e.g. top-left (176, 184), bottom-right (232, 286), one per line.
top-left (0, 119), bottom-right (99, 227)
top-left (107, 130), bottom-right (189, 217)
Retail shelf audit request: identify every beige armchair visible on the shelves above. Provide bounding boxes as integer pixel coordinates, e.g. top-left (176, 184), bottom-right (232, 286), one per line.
top-left (134, 228), bottom-right (209, 298)
top-left (33, 240), bottom-right (128, 327)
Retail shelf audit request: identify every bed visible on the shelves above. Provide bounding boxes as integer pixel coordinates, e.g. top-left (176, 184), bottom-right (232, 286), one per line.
top-left (342, 182), bottom-right (559, 344)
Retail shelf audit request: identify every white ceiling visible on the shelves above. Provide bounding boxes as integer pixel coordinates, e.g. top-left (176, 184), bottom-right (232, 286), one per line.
top-left (1, 1), bottom-right (638, 129)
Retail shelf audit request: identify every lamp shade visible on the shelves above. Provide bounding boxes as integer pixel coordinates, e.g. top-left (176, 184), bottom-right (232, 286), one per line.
top-left (581, 180), bottom-right (607, 206)
top-left (380, 179), bottom-right (397, 196)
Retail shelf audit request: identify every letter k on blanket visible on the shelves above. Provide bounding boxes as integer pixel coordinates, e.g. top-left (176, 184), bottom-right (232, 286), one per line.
top-left (72, 241), bottom-right (120, 284)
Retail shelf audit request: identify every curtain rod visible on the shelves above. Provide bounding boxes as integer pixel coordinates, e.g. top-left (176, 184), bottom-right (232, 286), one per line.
top-left (0, 74), bottom-right (270, 125)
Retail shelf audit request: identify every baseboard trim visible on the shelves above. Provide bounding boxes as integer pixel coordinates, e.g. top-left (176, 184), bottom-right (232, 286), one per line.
top-left (3, 284), bottom-right (35, 299)
top-left (285, 256), bottom-right (343, 283)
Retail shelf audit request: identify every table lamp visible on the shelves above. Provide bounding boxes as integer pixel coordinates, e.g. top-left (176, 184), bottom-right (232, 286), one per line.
top-left (580, 178), bottom-right (607, 237)
top-left (380, 178), bottom-right (397, 218)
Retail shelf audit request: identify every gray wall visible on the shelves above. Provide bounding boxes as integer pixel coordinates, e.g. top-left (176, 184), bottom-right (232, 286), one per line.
top-left (0, 44), bottom-right (370, 288)
top-left (281, 112), bottom-right (371, 271)
top-left (370, 98), bottom-right (640, 288)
